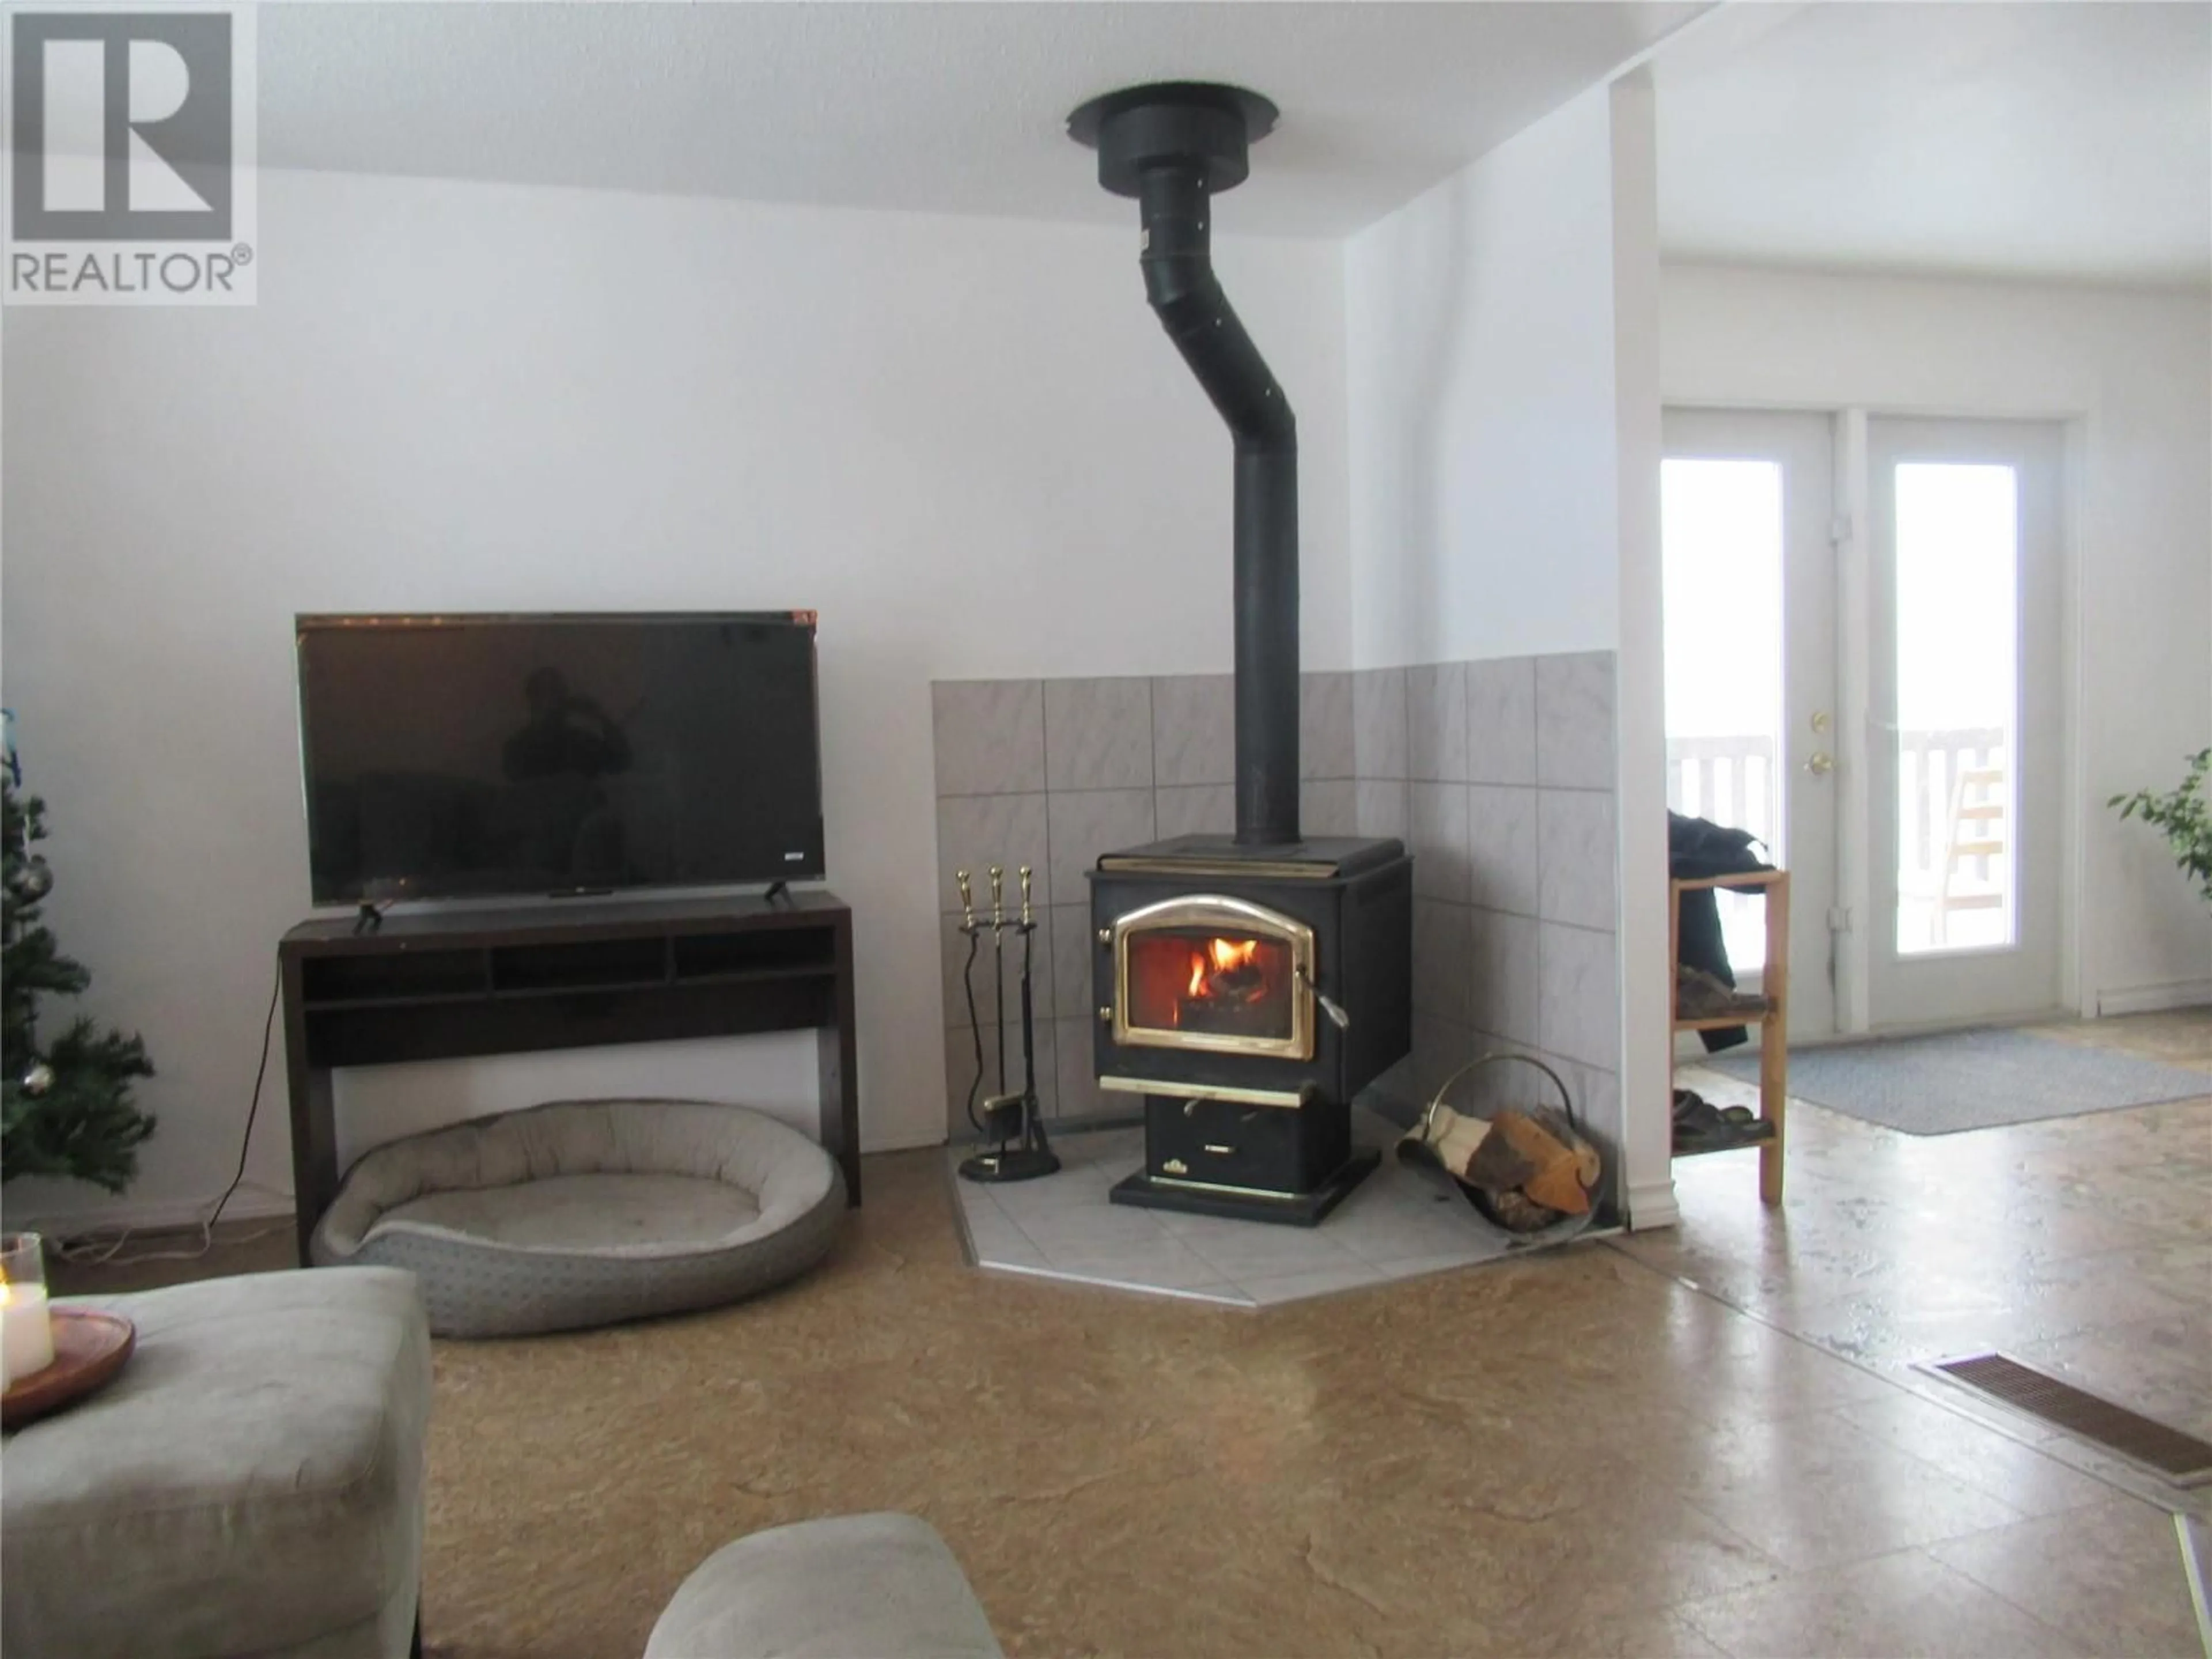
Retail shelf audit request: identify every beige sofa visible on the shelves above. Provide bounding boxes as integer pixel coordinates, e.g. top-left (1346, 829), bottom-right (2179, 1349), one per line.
top-left (1, 1268), bottom-right (430, 1659)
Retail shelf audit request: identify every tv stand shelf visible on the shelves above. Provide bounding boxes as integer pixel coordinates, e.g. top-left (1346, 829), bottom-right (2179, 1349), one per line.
top-left (280, 890), bottom-right (860, 1264)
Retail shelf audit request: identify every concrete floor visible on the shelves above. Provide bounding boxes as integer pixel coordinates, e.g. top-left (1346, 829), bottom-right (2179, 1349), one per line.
top-left (43, 1010), bottom-right (2211, 1657)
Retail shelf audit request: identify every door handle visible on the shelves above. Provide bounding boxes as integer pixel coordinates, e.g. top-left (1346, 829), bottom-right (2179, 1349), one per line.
top-left (1806, 751), bottom-right (1835, 778)
top-left (1296, 964), bottom-right (1350, 1030)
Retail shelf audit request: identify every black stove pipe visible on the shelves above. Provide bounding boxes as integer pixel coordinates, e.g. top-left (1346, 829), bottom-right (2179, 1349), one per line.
top-left (1073, 85), bottom-right (1299, 846)
top-left (1135, 164), bottom-right (1300, 845)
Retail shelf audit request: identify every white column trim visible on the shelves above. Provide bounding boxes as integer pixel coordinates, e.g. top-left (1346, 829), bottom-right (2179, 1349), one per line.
top-left (1607, 72), bottom-right (1675, 1229)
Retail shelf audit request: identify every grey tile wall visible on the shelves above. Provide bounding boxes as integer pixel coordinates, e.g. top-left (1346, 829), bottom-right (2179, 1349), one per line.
top-left (1537, 919), bottom-right (1620, 1070)
top-left (1046, 789), bottom-right (1155, 905)
top-left (932, 671), bottom-right (1359, 1138)
top-left (1353, 668), bottom-right (1408, 780)
top-left (1467, 658), bottom-right (1537, 785)
top-left (1410, 899), bottom-right (1473, 1021)
top-left (1535, 651), bottom-right (1616, 790)
top-left (1467, 785), bottom-right (1539, 914)
top-left (1047, 903), bottom-right (1090, 1029)
top-left (1155, 783), bottom-right (1233, 841)
top-left (1470, 910), bottom-right (1543, 1049)
top-left (1351, 650), bottom-right (1622, 1210)
top-left (1150, 675), bottom-right (1234, 786)
top-left (1301, 673), bottom-right (1355, 782)
top-left (930, 653), bottom-right (1619, 1195)
top-left (1301, 781), bottom-right (1358, 838)
top-left (932, 681), bottom-right (1045, 797)
top-left (1407, 662), bottom-right (1469, 782)
top-left (1044, 679), bottom-right (1153, 792)
top-left (1409, 782), bottom-right (1472, 902)
top-left (1354, 778), bottom-right (1410, 842)
top-left (1537, 789), bottom-right (1618, 933)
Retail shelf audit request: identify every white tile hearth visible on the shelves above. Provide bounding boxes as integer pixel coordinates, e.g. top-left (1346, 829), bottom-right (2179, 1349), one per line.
top-left (946, 1111), bottom-right (1593, 1306)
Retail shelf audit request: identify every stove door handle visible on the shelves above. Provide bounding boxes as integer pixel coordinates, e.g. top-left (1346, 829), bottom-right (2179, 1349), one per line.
top-left (1298, 964), bottom-right (1350, 1031)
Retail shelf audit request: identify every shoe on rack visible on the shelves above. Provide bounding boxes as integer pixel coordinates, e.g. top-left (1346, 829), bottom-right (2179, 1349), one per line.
top-left (1675, 963), bottom-right (1768, 1022)
top-left (1671, 1087), bottom-right (1775, 1153)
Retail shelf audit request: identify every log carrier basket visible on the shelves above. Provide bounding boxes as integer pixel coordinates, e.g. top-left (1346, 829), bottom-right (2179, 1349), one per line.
top-left (1402, 1052), bottom-right (1599, 1234)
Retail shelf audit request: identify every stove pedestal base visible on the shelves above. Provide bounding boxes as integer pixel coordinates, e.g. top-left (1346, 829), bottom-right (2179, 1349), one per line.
top-left (1108, 1149), bottom-right (1379, 1228)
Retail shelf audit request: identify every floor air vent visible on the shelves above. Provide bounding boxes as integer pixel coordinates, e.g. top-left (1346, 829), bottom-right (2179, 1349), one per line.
top-left (1931, 1353), bottom-right (2212, 1484)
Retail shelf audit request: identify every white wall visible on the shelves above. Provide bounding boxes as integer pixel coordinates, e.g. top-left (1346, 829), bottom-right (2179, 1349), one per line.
top-left (1346, 86), bottom-right (1623, 669)
top-left (1343, 82), bottom-right (1675, 1224)
top-left (0, 168), bottom-right (1351, 1229)
top-left (1661, 263), bottom-right (2212, 1014)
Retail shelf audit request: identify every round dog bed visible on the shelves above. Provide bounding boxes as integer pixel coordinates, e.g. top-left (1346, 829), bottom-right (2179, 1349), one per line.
top-left (310, 1099), bottom-right (844, 1338)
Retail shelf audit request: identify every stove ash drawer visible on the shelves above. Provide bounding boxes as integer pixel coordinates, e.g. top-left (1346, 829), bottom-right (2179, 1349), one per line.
top-left (1143, 1094), bottom-right (1351, 1196)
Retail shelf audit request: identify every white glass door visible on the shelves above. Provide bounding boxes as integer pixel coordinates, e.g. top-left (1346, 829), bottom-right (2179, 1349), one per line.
top-left (1662, 410), bottom-right (1839, 1037)
top-left (1868, 418), bottom-right (2063, 1027)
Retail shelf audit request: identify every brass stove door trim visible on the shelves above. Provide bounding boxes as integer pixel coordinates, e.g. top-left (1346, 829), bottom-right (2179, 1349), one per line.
top-left (1109, 894), bottom-right (1316, 1062)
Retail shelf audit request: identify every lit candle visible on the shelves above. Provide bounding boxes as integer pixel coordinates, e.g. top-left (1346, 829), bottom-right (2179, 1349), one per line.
top-left (1, 1233), bottom-right (54, 1387)
top-left (1, 1280), bottom-right (53, 1385)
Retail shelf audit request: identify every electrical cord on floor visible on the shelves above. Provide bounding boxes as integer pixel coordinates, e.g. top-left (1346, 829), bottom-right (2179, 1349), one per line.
top-left (961, 928), bottom-right (985, 1134)
top-left (53, 967), bottom-right (286, 1267)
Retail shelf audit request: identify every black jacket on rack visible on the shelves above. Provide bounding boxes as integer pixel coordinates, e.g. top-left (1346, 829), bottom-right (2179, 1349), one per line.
top-left (1670, 811), bottom-right (1774, 1053)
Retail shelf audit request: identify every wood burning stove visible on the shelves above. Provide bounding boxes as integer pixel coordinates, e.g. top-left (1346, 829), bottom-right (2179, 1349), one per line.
top-left (1069, 82), bottom-right (1414, 1224)
top-left (1089, 836), bottom-right (1411, 1224)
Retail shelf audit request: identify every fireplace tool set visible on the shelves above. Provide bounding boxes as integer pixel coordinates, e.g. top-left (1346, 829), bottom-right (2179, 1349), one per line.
top-left (954, 865), bottom-right (1060, 1184)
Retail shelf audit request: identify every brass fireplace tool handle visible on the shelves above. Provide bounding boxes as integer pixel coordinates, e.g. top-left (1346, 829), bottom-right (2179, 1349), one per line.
top-left (956, 870), bottom-right (975, 933)
top-left (1018, 865), bottom-right (1033, 930)
top-left (988, 866), bottom-right (1004, 929)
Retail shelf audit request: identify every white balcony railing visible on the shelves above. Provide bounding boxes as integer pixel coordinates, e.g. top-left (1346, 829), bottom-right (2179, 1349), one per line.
top-left (1666, 734), bottom-right (1779, 855)
top-left (1668, 726), bottom-right (2011, 953)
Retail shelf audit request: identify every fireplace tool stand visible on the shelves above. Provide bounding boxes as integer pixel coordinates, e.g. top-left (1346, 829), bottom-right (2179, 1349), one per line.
top-left (956, 866), bottom-right (1059, 1184)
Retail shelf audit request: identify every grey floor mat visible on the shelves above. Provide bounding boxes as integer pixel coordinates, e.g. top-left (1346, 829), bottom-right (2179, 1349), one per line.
top-left (1707, 1026), bottom-right (2210, 1134)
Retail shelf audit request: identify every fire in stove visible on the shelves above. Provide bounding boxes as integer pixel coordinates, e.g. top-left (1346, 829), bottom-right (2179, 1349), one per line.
top-left (1183, 936), bottom-right (1271, 1024)
top-left (1124, 926), bottom-right (1294, 1043)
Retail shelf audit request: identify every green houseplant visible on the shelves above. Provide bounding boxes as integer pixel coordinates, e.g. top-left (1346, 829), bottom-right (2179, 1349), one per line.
top-left (2109, 748), bottom-right (2212, 906)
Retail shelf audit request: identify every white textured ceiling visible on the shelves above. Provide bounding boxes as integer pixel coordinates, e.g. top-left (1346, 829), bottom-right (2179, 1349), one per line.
top-left (257, 2), bottom-right (1706, 236)
top-left (1656, 2), bottom-right (2212, 286)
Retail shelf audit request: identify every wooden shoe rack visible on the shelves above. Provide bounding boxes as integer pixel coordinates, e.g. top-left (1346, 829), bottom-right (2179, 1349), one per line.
top-left (1669, 869), bottom-right (1789, 1204)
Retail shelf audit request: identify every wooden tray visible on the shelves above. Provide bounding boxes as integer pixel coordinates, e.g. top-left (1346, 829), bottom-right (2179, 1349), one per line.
top-left (2, 1309), bottom-right (136, 1429)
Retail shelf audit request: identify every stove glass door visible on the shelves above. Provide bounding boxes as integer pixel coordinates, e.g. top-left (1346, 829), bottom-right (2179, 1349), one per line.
top-left (1111, 896), bottom-right (1314, 1060)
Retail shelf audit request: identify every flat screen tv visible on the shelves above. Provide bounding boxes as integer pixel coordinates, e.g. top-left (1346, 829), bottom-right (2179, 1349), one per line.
top-left (296, 612), bottom-right (824, 904)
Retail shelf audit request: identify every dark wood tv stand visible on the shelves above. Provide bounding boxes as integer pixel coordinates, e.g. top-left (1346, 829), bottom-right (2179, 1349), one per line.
top-left (279, 890), bottom-right (859, 1265)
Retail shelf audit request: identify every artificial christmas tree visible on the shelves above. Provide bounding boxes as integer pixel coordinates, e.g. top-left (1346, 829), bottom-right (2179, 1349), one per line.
top-left (2, 770), bottom-right (156, 1192)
